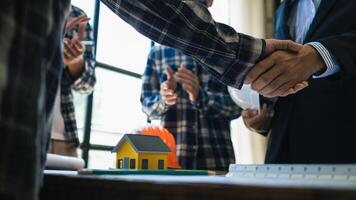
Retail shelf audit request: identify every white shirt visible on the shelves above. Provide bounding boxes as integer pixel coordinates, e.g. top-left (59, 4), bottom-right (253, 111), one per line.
top-left (51, 85), bottom-right (66, 140)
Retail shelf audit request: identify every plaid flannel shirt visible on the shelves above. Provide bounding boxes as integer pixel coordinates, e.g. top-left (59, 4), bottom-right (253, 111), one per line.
top-left (141, 45), bottom-right (242, 171)
top-left (59, 5), bottom-right (96, 145)
top-left (0, 1), bottom-right (70, 200)
top-left (0, 0), bottom-right (264, 198)
top-left (101, 0), bottom-right (265, 89)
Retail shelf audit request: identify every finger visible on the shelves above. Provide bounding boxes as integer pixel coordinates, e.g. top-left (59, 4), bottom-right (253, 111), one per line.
top-left (71, 39), bottom-right (84, 56)
top-left (264, 77), bottom-right (303, 97)
top-left (246, 104), bottom-right (271, 129)
top-left (260, 75), bottom-right (290, 97)
top-left (163, 95), bottom-right (177, 105)
top-left (276, 80), bottom-right (309, 97)
top-left (280, 81), bottom-right (309, 97)
top-left (181, 83), bottom-right (194, 94)
top-left (69, 43), bottom-right (81, 57)
top-left (164, 95), bottom-right (178, 105)
top-left (251, 64), bottom-right (283, 92)
top-left (179, 79), bottom-right (199, 96)
top-left (244, 54), bottom-right (276, 84)
top-left (72, 39), bottom-right (84, 51)
top-left (176, 76), bottom-right (199, 90)
top-left (241, 109), bottom-right (258, 118)
top-left (64, 37), bottom-right (71, 44)
top-left (259, 104), bottom-right (269, 116)
top-left (77, 22), bottom-right (86, 41)
top-left (176, 71), bottom-right (199, 86)
top-left (274, 40), bottom-right (303, 52)
top-left (165, 66), bottom-right (174, 81)
top-left (66, 44), bottom-right (78, 58)
top-left (249, 106), bottom-right (269, 123)
top-left (293, 81), bottom-right (309, 92)
top-left (165, 94), bottom-right (177, 101)
top-left (161, 92), bottom-right (177, 100)
top-left (176, 68), bottom-right (196, 80)
top-left (161, 83), bottom-right (168, 90)
top-left (176, 76), bottom-right (195, 89)
top-left (279, 88), bottom-right (296, 97)
top-left (177, 65), bottom-right (198, 83)
top-left (165, 99), bottom-right (177, 106)
top-left (66, 15), bottom-right (90, 33)
top-left (63, 51), bottom-right (72, 60)
top-left (243, 113), bottom-right (260, 129)
top-left (64, 42), bottom-right (76, 58)
top-left (182, 83), bottom-right (199, 97)
top-left (64, 39), bottom-right (77, 56)
top-left (63, 40), bottom-right (71, 57)
top-left (161, 88), bottom-right (176, 96)
top-left (64, 50), bottom-right (74, 60)
top-left (161, 78), bottom-right (175, 91)
top-left (68, 16), bottom-right (90, 31)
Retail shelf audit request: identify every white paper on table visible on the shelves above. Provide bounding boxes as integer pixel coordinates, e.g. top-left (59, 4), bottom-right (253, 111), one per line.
top-left (45, 153), bottom-right (85, 170)
top-left (228, 84), bottom-right (260, 111)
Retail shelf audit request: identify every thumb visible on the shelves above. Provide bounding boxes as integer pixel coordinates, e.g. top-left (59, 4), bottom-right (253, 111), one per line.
top-left (76, 22), bottom-right (86, 41)
top-left (165, 66), bottom-right (174, 81)
top-left (264, 39), bottom-right (303, 55)
top-left (165, 66), bottom-right (176, 90)
top-left (278, 40), bottom-right (303, 52)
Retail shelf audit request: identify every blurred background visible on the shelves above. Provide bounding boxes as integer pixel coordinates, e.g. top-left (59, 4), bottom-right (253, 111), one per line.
top-left (71, 0), bottom-right (280, 169)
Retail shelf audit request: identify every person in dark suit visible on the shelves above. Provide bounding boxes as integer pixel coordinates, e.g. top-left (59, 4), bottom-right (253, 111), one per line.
top-left (244, 0), bottom-right (356, 163)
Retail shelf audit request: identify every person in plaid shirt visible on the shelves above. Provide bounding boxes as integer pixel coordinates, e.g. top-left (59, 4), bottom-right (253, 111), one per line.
top-left (141, 44), bottom-right (242, 171)
top-left (0, 1), bottom-right (71, 200)
top-left (49, 5), bottom-right (96, 157)
top-left (141, 0), bottom-right (241, 172)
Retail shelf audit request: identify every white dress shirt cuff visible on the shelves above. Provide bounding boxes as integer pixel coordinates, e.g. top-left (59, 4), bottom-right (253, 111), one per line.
top-left (307, 42), bottom-right (340, 78)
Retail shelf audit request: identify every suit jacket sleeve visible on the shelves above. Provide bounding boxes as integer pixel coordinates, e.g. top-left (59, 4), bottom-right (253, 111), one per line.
top-left (318, 31), bottom-right (356, 77)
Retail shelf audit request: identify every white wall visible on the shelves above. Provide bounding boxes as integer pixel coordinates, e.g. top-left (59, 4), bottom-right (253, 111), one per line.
top-left (211, 0), bottom-right (268, 164)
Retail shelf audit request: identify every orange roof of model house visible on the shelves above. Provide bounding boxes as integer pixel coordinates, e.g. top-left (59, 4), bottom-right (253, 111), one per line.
top-left (141, 126), bottom-right (181, 169)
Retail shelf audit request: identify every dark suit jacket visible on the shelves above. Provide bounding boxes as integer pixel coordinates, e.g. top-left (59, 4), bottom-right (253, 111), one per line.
top-left (266, 0), bottom-right (356, 163)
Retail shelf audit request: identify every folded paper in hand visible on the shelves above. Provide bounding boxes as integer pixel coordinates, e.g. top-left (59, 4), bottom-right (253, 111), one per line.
top-left (228, 84), bottom-right (260, 111)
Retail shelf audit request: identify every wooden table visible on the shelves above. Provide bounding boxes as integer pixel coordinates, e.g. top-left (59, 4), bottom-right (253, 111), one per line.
top-left (41, 173), bottom-right (356, 200)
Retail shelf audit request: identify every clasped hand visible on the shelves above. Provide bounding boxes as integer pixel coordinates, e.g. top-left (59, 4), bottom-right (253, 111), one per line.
top-left (160, 64), bottom-right (200, 106)
top-left (245, 39), bottom-right (326, 97)
top-left (64, 14), bottom-right (90, 79)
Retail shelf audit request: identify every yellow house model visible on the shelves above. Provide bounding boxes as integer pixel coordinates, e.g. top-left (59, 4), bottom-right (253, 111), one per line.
top-left (112, 134), bottom-right (171, 170)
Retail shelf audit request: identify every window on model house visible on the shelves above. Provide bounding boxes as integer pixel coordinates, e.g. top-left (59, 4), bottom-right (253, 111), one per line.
top-left (130, 159), bottom-right (136, 169)
top-left (158, 160), bottom-right (164, 170)
top-left (142, 159), bottom-right (148, 169)
top-left (118, 159), bottom-right (123, 169)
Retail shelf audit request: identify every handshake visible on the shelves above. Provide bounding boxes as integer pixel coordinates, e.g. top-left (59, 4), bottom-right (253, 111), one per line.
top-left (241, 39), bottom-right (326, 134)
top-left (244, 39), bottom-right (326, 98)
